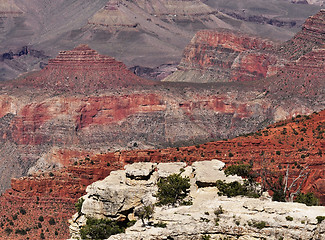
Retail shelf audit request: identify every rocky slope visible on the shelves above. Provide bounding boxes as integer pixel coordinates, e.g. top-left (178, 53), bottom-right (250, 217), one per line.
top-left (69, 160), bottom-right (325, 240)
top-left (280, 9), bottom-right (325, 60)
top-left (0, 9), bottom-right (324, 239)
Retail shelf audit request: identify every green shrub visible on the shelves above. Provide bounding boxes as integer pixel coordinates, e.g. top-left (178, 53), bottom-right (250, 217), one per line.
top-left (80, 217), bottom-right (125, 240)
top-left (38, 216), bottom-right (44, 222)
top-left (214, 206), bottom-right (224, 217)
top-left (75, 198), bottom-right (85, 214)
top-left (216, 180), bottom-right (260, 198)
top-left (19, 208), bottom-right (26, 215)
top-left (252, 221), bottom-right (267, 229)
top-left (135, 205), bottom-right (154, 225)
top-left (316, 216), bottom-right (325, 224)
top-left (295, 192), bottom-right (319, 206)
top-left (224, 164), bottom-right (252, 178)
top-left (201, 235), bottom-right (211, 240)
top-left (15, 229), bottom-right (27, 235)
top-left (5, 227), bottom-right (12, 235)
top-left (154, 221), bottom-right (167, 228)
top-left (49, 217), bottom-right (56, 225)
top-left (286, 216), bottom-right (293, 221)
top-left (156, 173), bottom-right (191, 206)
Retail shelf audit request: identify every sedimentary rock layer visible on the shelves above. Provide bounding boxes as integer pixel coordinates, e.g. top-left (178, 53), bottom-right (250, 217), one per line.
top-left (163, 29), bottom-right (284, 83)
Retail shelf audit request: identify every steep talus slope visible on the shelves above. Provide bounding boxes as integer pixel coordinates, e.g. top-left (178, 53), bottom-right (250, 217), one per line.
top-left (268, 48), bottom-right (325, 99)
top-left (280, 9), bottom-right (325, 59)
top-left (0, 110), bottom-right (323, 239)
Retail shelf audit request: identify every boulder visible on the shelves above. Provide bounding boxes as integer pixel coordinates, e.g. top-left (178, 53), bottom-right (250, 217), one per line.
top-left (192, 159), bottom-right (243, 187)
top-left (157, 162), bottom-right (186, 178)
top-left (125, 162), bottom-right (157, 180)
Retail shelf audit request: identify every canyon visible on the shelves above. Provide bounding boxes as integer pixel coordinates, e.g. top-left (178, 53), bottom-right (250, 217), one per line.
top-left (0, 4), bottom-right (323, 240)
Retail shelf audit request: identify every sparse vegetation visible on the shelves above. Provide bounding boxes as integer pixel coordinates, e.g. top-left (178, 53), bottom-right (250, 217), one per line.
top-left (201, 234), bottom-right (211, 240)
top-left (154, 221), bottom-right (167, 228)
top-left (15, 229), bottom-right (27, 235)
top-left (249, 220), bottom-right (267, 229)
top-left (214, 206), bottom-right (224, 226)
top-left (19, 208), bottom-right (26, 215)
top-left (5, 227), bottom-right (12, 235)
top-left (224, 164), bottom-right (253, 179)
top-left (49, 217), bottom-right (56, 225)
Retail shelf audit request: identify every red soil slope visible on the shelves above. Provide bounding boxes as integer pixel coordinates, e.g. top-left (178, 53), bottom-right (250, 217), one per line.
top-left (0, 109), bottom-right (323, 239)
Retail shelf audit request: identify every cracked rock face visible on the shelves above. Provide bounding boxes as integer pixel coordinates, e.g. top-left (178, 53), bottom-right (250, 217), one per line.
top-left (69, 160), bottom-right (325, 240)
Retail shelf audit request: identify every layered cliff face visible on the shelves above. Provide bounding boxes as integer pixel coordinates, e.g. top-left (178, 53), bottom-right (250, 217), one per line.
top-left (164, 8), bottom-right (325, 89)
top-left (291, 0), bottom-right (324, 6)
top-left (163, 29), bottom-right (284, 83)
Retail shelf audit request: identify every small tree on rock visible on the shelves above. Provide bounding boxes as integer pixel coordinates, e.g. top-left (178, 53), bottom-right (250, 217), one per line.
top-left (156, 173), bottom-right (191, 206)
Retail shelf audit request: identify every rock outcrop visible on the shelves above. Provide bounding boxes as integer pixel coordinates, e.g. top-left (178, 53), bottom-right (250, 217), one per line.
top-left (0, 0), bottom-right (22, 15)
top-left (163, 29), bottom-right (283, 83)
top-left (69, 160), bottom-right (325, 240)
top-left (19, 44), bottom-right (153, 92)
top-left (164, 9), bottom-right (325, 84)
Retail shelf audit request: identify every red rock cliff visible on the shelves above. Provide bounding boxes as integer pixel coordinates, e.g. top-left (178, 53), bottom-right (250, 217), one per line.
top-left (163, 29), bottom-right (283, 83)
